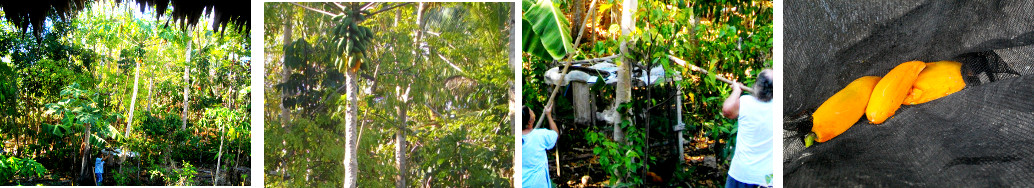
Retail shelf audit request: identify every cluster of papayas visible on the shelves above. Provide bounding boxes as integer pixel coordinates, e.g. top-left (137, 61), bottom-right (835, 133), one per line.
top-left (331, 8), bottom-right (374, 72)
top-left (810, 60), bottom-right (965, 143)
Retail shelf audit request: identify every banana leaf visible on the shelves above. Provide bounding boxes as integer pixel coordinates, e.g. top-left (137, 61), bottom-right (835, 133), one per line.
top-left (523, 0), bottom-right (575, 60)
top-left (522, 18), bottom-right (550, 60)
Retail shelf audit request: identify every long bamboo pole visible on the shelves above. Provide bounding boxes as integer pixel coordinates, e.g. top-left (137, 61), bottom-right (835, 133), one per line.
top-left (667, 55), bottom-right (755, 93)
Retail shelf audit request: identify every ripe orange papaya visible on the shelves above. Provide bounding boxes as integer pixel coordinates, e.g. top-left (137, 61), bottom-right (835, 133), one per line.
top-left (646, 171), bottom-right (663, 183)
top-left (902, 61), bottom-right (965, 105)
top-left (812, 76), bottom-right (881, 142)
top-left (866, 61), bottom-right (926, 124)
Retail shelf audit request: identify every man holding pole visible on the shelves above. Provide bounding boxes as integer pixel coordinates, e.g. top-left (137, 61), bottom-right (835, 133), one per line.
top-left (721, 69), bottom-right (774, 188)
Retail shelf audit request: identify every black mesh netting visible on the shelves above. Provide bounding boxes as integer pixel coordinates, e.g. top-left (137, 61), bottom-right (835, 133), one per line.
top-left (784, 0), bottom-right (1034, 186)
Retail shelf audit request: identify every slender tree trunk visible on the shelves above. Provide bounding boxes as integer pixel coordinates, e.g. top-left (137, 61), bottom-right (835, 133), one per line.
top-left (508, 3), bottom-right (518, 155)
top-left (412, 3), bottom-right (427, 67)
top-left (215, 122), bottom-right (224, 185)
top-left (602, 0), bottom-right (635, 186)
top-left (608, 0), bottom-right (635, 144)
top-left (125, 59), bottom-right (141, 137)
top-left (342, 67), bottom-right (359, 188)
top-left (395, 97), bottom-right (408, 188)
top-left (392, 4), bottom-right (421, 186)
top-left (182, 41), bottom-right (192, 130)
top-left (572, 0), bottom-right (584, 40)
top-left (80, 124), bottom-right (92, 184)
top-left (281, 11), bottom-right (293, 130)
top-left (279, 10), bottom-right (294, 176)
top-left (147, 77), bottom-right (153, 112)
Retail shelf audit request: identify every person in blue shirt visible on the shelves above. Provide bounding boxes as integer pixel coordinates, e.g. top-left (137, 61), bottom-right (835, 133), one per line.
top-left (722, 69), bottom-right (774, 188)
top-left (95, 155), bottom-right (106, 185)
top-left (521, 105), bottom-right (559, 188)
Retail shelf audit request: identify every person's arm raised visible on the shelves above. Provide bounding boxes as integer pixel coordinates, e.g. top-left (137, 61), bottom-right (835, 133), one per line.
top-left (722, 83), bottom-right (744, 119)
top-left (545, 105), bottom-right (559, 135)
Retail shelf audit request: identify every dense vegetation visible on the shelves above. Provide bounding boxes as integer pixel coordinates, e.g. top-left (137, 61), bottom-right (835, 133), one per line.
top-left (263, 2), bottom-right (514, 187)
top-left (0, 1), bottom-right (250, 186)
top-left (522, 0), bottom-right (771, 187)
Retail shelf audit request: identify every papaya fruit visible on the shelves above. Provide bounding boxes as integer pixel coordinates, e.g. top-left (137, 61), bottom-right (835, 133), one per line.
top-left (812, 76), bottom-right (881, 142)
top-left (902, 61), bottom-right (965, 105)
top-left (866, 61), bottom-right (926, 124)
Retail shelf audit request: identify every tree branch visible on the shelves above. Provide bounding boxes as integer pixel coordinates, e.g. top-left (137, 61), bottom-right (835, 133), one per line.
top-left (560, 54), bottom-right (620, 64)
top-left (332, 2), bottom-right (349, 12)
top-left (359, 2), bottom-right (377, 11)
top-left (366, 2), bottom-right (415, 17)
top-left (668, 55), bottom-right (755, 93)
top-left (291, 2), bottom-right (340, 17)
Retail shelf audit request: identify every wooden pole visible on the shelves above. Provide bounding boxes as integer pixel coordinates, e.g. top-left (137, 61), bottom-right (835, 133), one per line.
top-left (667, 55), bottom-right (755, 93)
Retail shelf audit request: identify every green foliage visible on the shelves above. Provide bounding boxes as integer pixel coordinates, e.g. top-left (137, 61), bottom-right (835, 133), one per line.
top-left (43, 83), bottom-right (118, 147)
top-left (146, 162), bottom-right (198, 186)
top-left (0, 155), bottom-right (48, 183)
top-left (278, 38), bottom-right (345, 115)
top-left (523, 0), bottom-right (772, 186)
top-left (174, 162), bottom-right (198, 186)
top-left (522, 0), bottom-right (575, 60)
top-left (0, 62), bottom-right (16, 117)
top-left (0, 2), bottom-right (250, 185)
top-left (629, 0), bottom-right (772, 183)
top-left (267, 2), bottom-right (513, 187)
top-left (124, 112), bottom-right (187, 167)
top-left (197, 106), bottom-right (250, 172)
top-left (200, 107), bottom-right (249, 147)
top-left (586, 118), bottom-right (647, 186)
top-left (141, 112), bottom-right (180, 137)
top-left (265, 114), bottom-right (343, 187)
top-left (404, 104), bottom-right (513, 187)
top-left (113, 166), bottom-right (139, 185)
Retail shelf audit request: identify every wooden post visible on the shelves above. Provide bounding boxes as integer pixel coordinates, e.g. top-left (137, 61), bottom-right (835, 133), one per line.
top-left (572, 81), bottom-right (593, 124)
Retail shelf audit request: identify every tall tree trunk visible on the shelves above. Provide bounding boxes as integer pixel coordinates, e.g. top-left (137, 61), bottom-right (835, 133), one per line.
top-left (280, 10), bottom-right (293, 132)
top-left (182, 41), bottom-right (192, 130)
top-left (508, 2), bottom-right (518, 137)
top-left (395, 96), bottom-right (408, 188)
top-left (601, 1), bottom-right (635, 186)
top-left (80, 124), bottom-right (92, 184)
top-left (572, 0), bottom-right (584, 40)
top-left (412, 3), bottom-right (427, 67)
top-left (279, 10), bottom-right (294, 176)
top-left (394, 6), bottom-right (412, 188)
top-left (215, 122), bottom-right (224, 185)
top-left (608, 0), bottom-right (635, 144)
top-left (147, 77), bottom-right (153, 112)
top-left (125, 59), bottom-right (141, 137)
top-left (508, 1), bottom-right (516, 71)
top-left (342, 68), bottom-right (359, 188)
top-left (397, 3), bottom-right (426, 186)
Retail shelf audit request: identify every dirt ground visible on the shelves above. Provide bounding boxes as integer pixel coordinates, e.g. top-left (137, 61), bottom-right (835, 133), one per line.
top-left (546, 126), bottom-right (729, 187)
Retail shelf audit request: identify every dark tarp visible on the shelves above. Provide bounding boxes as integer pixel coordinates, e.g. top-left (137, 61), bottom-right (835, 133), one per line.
top-left (784, 0), bottom-right (1034, 186)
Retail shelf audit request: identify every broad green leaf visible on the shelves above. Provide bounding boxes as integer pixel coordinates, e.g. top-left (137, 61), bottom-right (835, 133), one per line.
top-left (522, 0), bottom-right (535, 12)
top-left (523, 0), bottom-right (574, 60)
top-left (521, 18), bottom-right (549, 60)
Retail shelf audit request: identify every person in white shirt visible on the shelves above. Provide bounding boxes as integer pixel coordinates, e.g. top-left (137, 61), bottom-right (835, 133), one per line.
top-left (722, 69), bottom-right (774, 188)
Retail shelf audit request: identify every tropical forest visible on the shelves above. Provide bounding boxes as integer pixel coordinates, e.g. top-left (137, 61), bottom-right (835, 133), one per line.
top-left (0, 0), bottom-right (250, 186)
top-left (263, 2), bottom-right (514, 187)
top-left (522, 0), bottom-right (772, 187)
